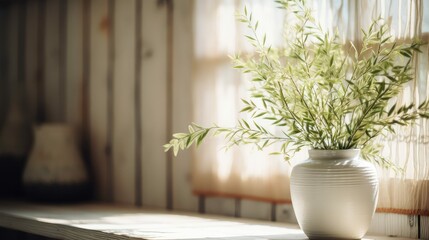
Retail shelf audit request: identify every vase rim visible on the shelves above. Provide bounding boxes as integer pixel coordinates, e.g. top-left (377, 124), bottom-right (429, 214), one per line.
top-left (308, 149), bottom-right (360, 160)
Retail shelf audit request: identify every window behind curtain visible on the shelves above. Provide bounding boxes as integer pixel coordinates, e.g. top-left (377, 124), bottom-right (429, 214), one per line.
top-left (192, 0), bottom-right (429, 215)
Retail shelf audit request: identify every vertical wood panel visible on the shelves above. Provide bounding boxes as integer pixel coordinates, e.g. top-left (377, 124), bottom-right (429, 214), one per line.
top-left (205, 197), bottom-right (236, 217)
top-left (25, 0), bottom-right (39, 123)
top-left (240, 200), bottom-right (271, 221)
top-left (422, 216), bottom-right (429, 239)
top-left (17, 1), bottom-right (26, 91)
top-left (112, 0), bottom-right (136, 205)
top-left (105, 0), bottom-right (115, 203)
top-left (89, 0), bottom-right (110, 201)
top-left (81, 0), bottom-right (91, 167)
top-left (44, 0), bottom-right (61, 122)
top-left (58, 0), bottom-right (66, 120)
top-left (35, 0), bottom-right (46, 123)
top-left (368, 213), bottom-right (418, 238)
top-left (171, 0), bottom-right (198, 212)
top-left (134, 0), bottom-right (143, 207)
top-left (140, 0), bottom-right (167, 208)
top-left (0, 7), bottom-right (8, 125)
top-left (166, 0), bottom-right (173, 211)
top-left (7, 3), bottom-right (19, 97)
top-left (65, 0), bottom-right (83, 134)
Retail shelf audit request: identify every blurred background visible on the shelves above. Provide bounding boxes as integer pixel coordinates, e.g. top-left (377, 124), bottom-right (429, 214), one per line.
top-left (0, 0), bottom-right (194, 209)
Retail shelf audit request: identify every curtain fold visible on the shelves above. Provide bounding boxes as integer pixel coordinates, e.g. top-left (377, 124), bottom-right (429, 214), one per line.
top-left (192, 0), bottom-right (429, 215)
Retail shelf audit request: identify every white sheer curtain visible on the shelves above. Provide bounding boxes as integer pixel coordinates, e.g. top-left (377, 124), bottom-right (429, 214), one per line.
top-left (192, 0), bottom-right (293, 203)
top-left (192, 0), bottom-right (429, 214)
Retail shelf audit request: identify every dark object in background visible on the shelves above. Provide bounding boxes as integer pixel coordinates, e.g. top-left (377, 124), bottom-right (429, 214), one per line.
top-left (0, 96), bottom-right (33, 197)
top-left (0, 155), bottom-right (26, 197)
top-left (23, 182), bottom-right (89, 202)
top-left (22, 124), bottom-right (89, 202)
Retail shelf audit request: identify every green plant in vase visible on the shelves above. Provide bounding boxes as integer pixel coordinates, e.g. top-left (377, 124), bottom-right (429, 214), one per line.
top-left (165, 0), bottom-right (427, 238)
top-left (165, 0), bottom-right (426, 167)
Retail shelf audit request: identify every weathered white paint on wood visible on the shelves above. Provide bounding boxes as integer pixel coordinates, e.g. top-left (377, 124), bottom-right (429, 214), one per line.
top-left (89, 0), bottom-right (110, 201)
top-left (66, 0), bottom-right (83, 139)
top-left (44, 0), bottom-right (62, 122)
top-left (112, 0), bottom-right (136, 205)
top-left (140, 0), bottom-right (168, 208)
top-left (240, 199), bottom-right (271, 221)
top-left (24, 0), bottom-right (39, 123)
top-left (205, 197), bottom-right (236, 217)
top-left (172, 0), bottom-right (198, 212)
top-left (368, 213), bottom-right (418, 239)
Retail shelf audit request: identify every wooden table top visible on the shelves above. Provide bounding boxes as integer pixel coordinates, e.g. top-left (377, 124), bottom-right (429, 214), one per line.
top-left (0, 200), bottom-right (414, 240)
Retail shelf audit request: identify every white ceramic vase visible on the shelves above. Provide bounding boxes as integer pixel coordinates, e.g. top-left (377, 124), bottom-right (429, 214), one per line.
top-left (290, 149), bottom-right (379, 239)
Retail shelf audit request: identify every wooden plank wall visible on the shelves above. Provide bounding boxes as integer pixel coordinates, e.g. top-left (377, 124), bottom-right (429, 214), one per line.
top-left (2, 0), bottom-right (195, 208)
top-left (0, 1), bottom-right (427, 239)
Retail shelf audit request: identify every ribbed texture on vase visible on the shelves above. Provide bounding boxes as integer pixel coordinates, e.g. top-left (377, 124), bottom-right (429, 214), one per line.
top-left (292, 168), bottom-right (378, 186)
top-left (291, 150), bottom-right (379, 240)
